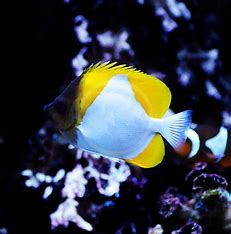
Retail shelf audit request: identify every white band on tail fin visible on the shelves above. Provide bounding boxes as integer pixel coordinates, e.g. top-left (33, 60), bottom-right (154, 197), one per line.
top-left (151, 110), bottom-right (192, 149)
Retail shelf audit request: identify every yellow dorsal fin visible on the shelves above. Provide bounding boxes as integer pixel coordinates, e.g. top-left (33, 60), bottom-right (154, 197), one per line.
top-left (126, 134), bottom-right (165, 168)
top-left (76, 62), bottom-right (146, 123)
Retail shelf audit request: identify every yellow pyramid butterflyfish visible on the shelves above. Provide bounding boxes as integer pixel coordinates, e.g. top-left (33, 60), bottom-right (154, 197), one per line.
top-left (45, 62), bottom-right (192, 168)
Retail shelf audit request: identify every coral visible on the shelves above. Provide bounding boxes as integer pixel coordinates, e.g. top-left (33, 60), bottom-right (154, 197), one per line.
top-left (193, 173), bottom-right (228, 198)
top-left (50, 198), bottom-right (93, 231)
top-left (171, 220), bottom-right (202, 234)
top-left (159, 162), bottom-right (231, 233)
top-left (21, 125), bottom-right (132, 232)
top-left (154, 0), bottom-right (191, 33)
top-left (159, 187), bottom-right (189, 219)
top-left (148, 224), bottom-right (164, 234)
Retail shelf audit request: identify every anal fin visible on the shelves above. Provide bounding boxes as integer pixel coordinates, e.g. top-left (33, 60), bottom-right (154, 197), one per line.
top-left (126, 134), bottom-right (165, 168)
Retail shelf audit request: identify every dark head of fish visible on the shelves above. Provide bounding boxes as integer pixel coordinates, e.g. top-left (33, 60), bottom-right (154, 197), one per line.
top-left (44, 78), bottom-right (80, 131)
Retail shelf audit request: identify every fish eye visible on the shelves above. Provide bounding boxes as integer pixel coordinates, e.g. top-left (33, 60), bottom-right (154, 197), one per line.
top-left (54, 99), bottom-right (67, 115)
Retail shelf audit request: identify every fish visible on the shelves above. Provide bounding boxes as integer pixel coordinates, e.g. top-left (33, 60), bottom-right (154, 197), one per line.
top-left (45, 62), bottom-right (192, 168)
top-left (175, 123), bottom-right (231, 167)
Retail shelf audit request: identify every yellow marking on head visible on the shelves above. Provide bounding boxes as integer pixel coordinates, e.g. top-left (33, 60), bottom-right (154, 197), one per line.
top-left (126, 134), bottom-right (165, 168)
top-left (76, 62), bottom-right (171, 125)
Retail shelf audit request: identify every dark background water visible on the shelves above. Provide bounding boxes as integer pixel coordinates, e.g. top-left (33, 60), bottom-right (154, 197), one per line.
top-left (1, 0), bottom-right (231, 233)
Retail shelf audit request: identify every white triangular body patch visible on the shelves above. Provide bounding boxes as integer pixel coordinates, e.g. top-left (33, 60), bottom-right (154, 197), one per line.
top-left (76, 74), bottom-right (155, 159)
